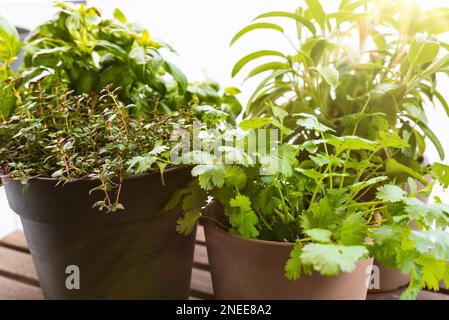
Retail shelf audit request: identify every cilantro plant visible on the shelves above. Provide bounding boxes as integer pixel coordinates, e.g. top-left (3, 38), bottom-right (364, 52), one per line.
top-left (170, 110), bottom-right (449, 299)
top-left (231, 0), bottom-right (449, 182)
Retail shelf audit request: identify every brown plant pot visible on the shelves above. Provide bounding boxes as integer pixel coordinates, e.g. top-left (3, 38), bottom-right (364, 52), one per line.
top-left (205, 222), bottom-right (373, 300)
top-left (2, 167), bottom-right (196, 300)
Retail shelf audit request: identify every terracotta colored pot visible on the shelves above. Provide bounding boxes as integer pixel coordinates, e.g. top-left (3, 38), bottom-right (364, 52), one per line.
top-left (2, 167), bottom-right (196, 300)
top-left (205, 222), bottom-right (373, 300)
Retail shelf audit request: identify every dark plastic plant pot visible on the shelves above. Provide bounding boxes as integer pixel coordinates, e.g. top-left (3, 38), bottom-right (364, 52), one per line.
top-left (204, 221), bottom-right (373, 300)
top-left (2, 167), bottom-right (196, 300)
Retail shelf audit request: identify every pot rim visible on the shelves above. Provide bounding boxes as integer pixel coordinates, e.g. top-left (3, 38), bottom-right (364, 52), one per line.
top-left (205, 220), bottom-right (296, 248)
top-left (1, 165), bottom-right (190, 184)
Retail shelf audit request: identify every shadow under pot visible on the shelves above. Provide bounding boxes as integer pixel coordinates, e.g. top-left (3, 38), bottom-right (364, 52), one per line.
top-left (2, 167), bottom-right (196, 300)
top-left (204, 208), bottom-right (373, 300)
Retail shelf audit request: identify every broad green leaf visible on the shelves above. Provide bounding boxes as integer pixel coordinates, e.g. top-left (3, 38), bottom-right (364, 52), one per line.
top-left (408, 36), bottom-right (440, 66)
top-left (385, 158), bottom-right (429, 185)
top-left (254, 11), bottom-right (316, 35)
top-left (300, 244), bottom-right (368, 276)
top-left (305, 228), bottom-right (332, 243)
top-left (326, 135), bottom-right (377, 153)
top-left (318, 66), bottom-right (339, 87)
top-left (376, 184), bottom-right (407, 203)
top-left (113, 8), bottom-right (127, 23)
top-left (164, 61), bottom-right (188, 92)
top-left (305, 0), bottom-right (327, 29)
top-left (232, 50), bottom-right (285, 77)
top-left (0, 15), bottom-right (21, 63)
top-left (0, 82), bottom-right (16, 117)
top-left (239, 117), bottom-right (272, 130)
top-left (230, 22), bottom-right (284, 46)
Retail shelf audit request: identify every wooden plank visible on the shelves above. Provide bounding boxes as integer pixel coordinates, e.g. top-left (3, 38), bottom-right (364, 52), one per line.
top-left (193, 243), bottom-right (210, 271)
top-left (190, 268), bottom-right (214, 300)
top-left (0, 230), bottom-right (29, 253)
top-left (196, 225), bottom-right (206, 245)
top-left (0, 275), bottom-right (43, 300)
top-left (0, 246), bottom-right (39, 286)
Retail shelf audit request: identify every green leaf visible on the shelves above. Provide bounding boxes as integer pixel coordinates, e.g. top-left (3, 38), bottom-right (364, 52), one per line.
top-left (192, 164), bottom-right (225, 190)
top-left (239, 117), bottom-right (272, 130)
top-left (376, 184), bottom-right (407, 203)
top-left (245, 61), bottom-right (289, 79)
top-left (300, 244), bottom-right (368, 276)
top-left (411, 230), bottom-right (449, 260)
top-left (285, 244), bottom-right (303, 280)
top-left (318, 66), bottom-right (339, 87)
top-left (296, 113), bottom-right (334, 132)
top-left (164, 61), bottom-right (188, 92)
top-left (113, 8), bottom-right (127, 23)
top-left (305, 228), bottom-right (332, 243)
top-left (254, 11), bottom-right (317, 35)
top-left (0, 15), bottom-right (21, 63)
top-left (325, 135), bottom-right (377, 153)
top-left (163, 188), bottom-right (191, 211)
top-left (230, 22), bottom-right (284, 46)
top-left (408, 36), bottom-right (440, 66)
top-left (0, 82), bottom-right (17, 117)
top-left (229, 194), bottom-right (259, 239)
top-left (259, 144), bottom-right (298, 177)
top-left (232, 50), bottom-right (285, 77)
top-left (350, 176), bottom-right (389, 196)
top-left (224, 165), bottom-right (247, 190)
top-left (336, 213), bottom-right (368, 246)
top-left (176, 210), bottom-right (201, 235)
top-left (432, 162), bottom-right (449, 189)
top-left (385, 158), bottom-right (428, 185)
top-left (305, 0), bottom-right (327, 29)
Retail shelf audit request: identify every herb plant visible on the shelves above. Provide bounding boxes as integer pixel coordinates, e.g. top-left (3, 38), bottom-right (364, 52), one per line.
top-left (231, 0), bottom-right (449, 182)
top-left (170, 110), bottom-right (449, 299)
top-left (0, 5), bottom-right (240, 211)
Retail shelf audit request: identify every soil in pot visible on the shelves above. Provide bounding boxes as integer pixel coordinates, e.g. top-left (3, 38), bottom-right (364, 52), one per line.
top-left (204, 221), bottom-right (373, 300)
top-left (2, 167), bottom-right (196, 300)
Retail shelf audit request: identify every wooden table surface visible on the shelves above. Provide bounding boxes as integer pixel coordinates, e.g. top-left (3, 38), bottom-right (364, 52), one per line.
top-left (0, 226), bottom-right (447, 300)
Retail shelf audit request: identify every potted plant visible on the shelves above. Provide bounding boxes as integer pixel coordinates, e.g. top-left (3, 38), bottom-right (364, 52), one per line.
top-left (228, 0), bottom-right (449, 292)
top-left (0, 5), bottom-right (240, 299)
top-left (170, 110), bottom-right (449, 300)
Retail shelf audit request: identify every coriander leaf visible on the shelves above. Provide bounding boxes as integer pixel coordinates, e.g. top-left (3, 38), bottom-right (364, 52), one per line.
top-left (229, 194), bottom-right (259, 239)
top-left (259, 144), bottom-right (297, 177)
top-left (296, 113), bottom-right (334, 132)
top-left (336, 212), bottom-right (368, 246)
top-left (176, 210), bottom-right (201, 235)
top-left (192, 164), bottom-right (225, 190)
top-left (432, 162), bottom-right (449, 189)
top-left (224, 165), bottom-right (247, 189)
top-left (285, 244), bottom-right (303, 280)
top-left (416, 254), bottom-right (447, 291)
top-left (350, 176), bottom-right (388, 196)
top-left (300, 244), bottom-right (368, 276)
top-left (318, 66), bottom-right (339, 88)
top-left (239, 117), bottom-right (272, 130)
top-left (404, 197), bottom-right (429, 220)
top-left (376, 184), bottom-right (407, 203)
top-left (305, 228), bottom-right (332, 243)
top-left (410, 230), bottom-right (449, 260)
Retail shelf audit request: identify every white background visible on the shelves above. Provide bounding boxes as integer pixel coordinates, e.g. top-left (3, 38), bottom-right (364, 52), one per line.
top-left (1, 0), bottom-right (449, 237)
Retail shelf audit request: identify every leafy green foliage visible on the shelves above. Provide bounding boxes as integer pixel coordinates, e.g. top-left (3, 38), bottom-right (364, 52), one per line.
top-left (0, 15), bottom-right (21, 63)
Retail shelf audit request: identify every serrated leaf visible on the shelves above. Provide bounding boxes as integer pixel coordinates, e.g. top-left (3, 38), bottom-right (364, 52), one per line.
top-left (285, 244), bottom-right (303, 280)
top-left (432, 163), bottom-right (449, 189)
top-left (296, 113), bottom-right (334, 132)
top-left (300, 244), bottom-right (368, 276)
top-left (176, 210), bottom-right (201, 235)
top-left (411, 230), bottom-right (449, 260)
top-left (224, 165), bottom-right (247, 189)
top-left (230, 22), bottom-right (284, 46)
top-left (336, 213), bottom-right (367, 246)
top-left (305, 228), bottom-right (332, 243)
top-left (229, 194), bottom-right (259, 239)
top-left (350, 176), bottom-right (389, 196)
top-left (376, 184), bottom-right (407, 203)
